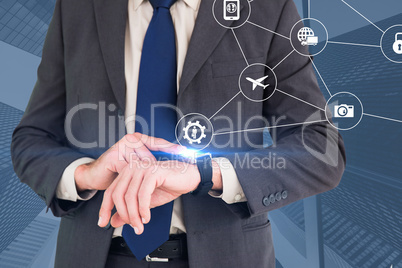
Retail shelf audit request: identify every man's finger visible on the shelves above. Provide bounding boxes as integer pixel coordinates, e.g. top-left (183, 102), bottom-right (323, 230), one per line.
top-left (136, 133), bottom-right (185, 154)
top-left (111, 168), bottom-right (134, 225)
top-left (124, 134), bottom-right (157, 161)
top-left (98, 177), bottom-right (120, 227)
top-left (110, 212), bottom-right (126, 228)
top-left (137, 173), bottom-right (157, 224)
top-left (125, 170), bottom-right (146, 234)
top-left (104, 150), bottom-right (132, 174)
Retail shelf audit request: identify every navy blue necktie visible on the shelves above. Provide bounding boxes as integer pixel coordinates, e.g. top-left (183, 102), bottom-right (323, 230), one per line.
top-left (122, 0), bottom-right (178, 260)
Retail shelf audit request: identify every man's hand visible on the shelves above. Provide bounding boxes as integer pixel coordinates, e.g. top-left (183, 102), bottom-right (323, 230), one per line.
top-left (97, 160), bottom-right (223, 234)
top-left (74, 133), bottom-right (184, 192)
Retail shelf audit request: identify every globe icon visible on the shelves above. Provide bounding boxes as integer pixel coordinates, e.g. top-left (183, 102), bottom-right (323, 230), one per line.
top-left (297, 27), bottom-right (315, 45)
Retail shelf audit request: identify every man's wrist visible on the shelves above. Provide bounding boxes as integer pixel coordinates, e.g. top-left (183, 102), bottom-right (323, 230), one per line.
top-left (75, 163), bottom-right (92, 192)
top-left (190, 164), bottom-right (202, 192)
top-left (211, 160), bottom-right (223, 191)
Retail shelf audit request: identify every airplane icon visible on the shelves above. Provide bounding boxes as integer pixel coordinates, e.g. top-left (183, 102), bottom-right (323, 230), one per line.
top-left (246, 76), bottom-right (269, 90)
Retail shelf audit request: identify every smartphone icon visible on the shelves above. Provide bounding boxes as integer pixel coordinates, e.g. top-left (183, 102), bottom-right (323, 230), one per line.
top-left (223, 0), bottom-right (240, 21)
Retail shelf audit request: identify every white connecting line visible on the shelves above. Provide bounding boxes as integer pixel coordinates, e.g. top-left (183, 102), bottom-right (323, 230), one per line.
top-left (209, 13), bottom-right (401, 136)
top-left (207, 20), bottom-right (322, 121)
top-left (341, 0), bottom-right (384, 33)
top-left (213, 120), bottom-right (328, 136)
top-left (327, 41), bottom-right (381, 48)
top-left (205, 1), bottom-right (401, 139)
top-left (276, 89), bottom-right (326, 112)
top-left (231, 29), bottom-right (249, 66)
top-left (272, 50), bottom-right (295, 70)
top-left (246, 21), bottom-right (291, 40)
top-left (309, 57), bottom-right (332, 97)
top-left (210, 22), bottom-right (326, 121)
top-left (310, 1), bottom-right (381, 48)
top-left (208, 87), bottom-right (326, 120)
top-left (209, 91), bottom-right (241, 120)
top-left (363, 113), bottom-right (402, 124)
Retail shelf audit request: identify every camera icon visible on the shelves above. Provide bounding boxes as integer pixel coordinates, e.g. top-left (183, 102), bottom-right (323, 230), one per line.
top-left (334, 104), bottom-right (354, 118)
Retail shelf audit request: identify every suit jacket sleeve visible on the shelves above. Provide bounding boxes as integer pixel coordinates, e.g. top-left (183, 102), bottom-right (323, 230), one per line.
top-left (11, 0), bottom-right (90, 217)
top-left (223, 0), bottom-right (346, 218)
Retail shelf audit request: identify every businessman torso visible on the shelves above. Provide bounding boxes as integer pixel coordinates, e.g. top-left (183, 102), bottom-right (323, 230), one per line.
top-left (12, 0), bottom-right (345, 267)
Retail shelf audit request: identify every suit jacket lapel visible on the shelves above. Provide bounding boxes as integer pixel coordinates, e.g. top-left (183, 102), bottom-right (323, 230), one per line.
top-left (93, 0), bottom-right (128, 112)
top-left (178, 0), bottom-right (230, 98)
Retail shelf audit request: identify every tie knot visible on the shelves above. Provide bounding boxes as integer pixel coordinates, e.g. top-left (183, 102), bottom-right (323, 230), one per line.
top-left (149, 0), bottom-right (177, 9)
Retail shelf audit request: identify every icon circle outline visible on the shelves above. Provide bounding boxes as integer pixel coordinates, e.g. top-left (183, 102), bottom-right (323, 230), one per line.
top-left (325, 91), bottom-right (364, 131)
top-left (238, 63), bottom-right (278, 102)
top-left (175, 113), bottom-right (215, 150)
top-left (380, 24), bottom-right (402, 63)
top-left (212, 0), bottom-right (251, 29)
top-left (290, 18), bottom-right (329, 57)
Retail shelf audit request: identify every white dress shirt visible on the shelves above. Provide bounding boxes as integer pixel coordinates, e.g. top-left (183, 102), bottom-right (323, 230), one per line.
top-left (56, 0), bottom-right (246, 237)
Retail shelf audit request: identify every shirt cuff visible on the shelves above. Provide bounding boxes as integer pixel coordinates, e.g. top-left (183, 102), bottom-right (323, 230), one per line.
top-left (56, 157), bottom-right (97, 202)
top-left (209, 157), bottom-right (247, 204)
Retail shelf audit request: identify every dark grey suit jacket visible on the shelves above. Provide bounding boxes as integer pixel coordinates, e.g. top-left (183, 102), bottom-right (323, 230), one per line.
top-left (11, 0), bottom-right (346, 267)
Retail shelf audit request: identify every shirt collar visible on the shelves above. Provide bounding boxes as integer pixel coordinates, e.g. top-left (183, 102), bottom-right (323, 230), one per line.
top-left (182, 0), bottom-right (200, 11)
top-left (133, 0), bottom-right (201, 11)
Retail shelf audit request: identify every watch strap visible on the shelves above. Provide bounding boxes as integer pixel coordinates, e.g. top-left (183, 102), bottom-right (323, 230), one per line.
top-left (192, 154), bottom-right (213, 196)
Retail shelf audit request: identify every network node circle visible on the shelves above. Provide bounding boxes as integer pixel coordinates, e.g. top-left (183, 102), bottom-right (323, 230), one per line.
top-left (290, 18), bottom-right (329, 57)
top-left (212, 0), bottom-right (251, 29)
top-left (175, 113), bottom-right (214, 150)
top-left (238, 63), bottom-right (277, 102)
top-left (380, 24), bottom-right (402, 63)
top-left (325, 92), bottom-right (364, 131)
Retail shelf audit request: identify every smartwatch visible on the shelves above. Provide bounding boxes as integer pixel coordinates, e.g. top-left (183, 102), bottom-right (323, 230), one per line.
top-left (191, 153), bottom-right (214, 196)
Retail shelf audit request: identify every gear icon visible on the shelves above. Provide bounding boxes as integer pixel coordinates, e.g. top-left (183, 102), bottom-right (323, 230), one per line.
top-left (183, 121), bottom-right (206, 144)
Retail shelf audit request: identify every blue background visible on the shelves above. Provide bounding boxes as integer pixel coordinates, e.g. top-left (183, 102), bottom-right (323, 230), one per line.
top-left (0, 0), bottom-right (401, 267)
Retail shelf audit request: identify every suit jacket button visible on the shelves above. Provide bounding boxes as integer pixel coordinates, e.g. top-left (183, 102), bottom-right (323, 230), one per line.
top-left (118, 109), bottom-right (124, 116)
top-left (269, 194), bottom-right (276, 204)
top-left (281, 190), bottom-right (288, 199)
top-left (275, 192), bottom-right (282, 201)
top-left (262, 196), bottom-right (270, 206)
